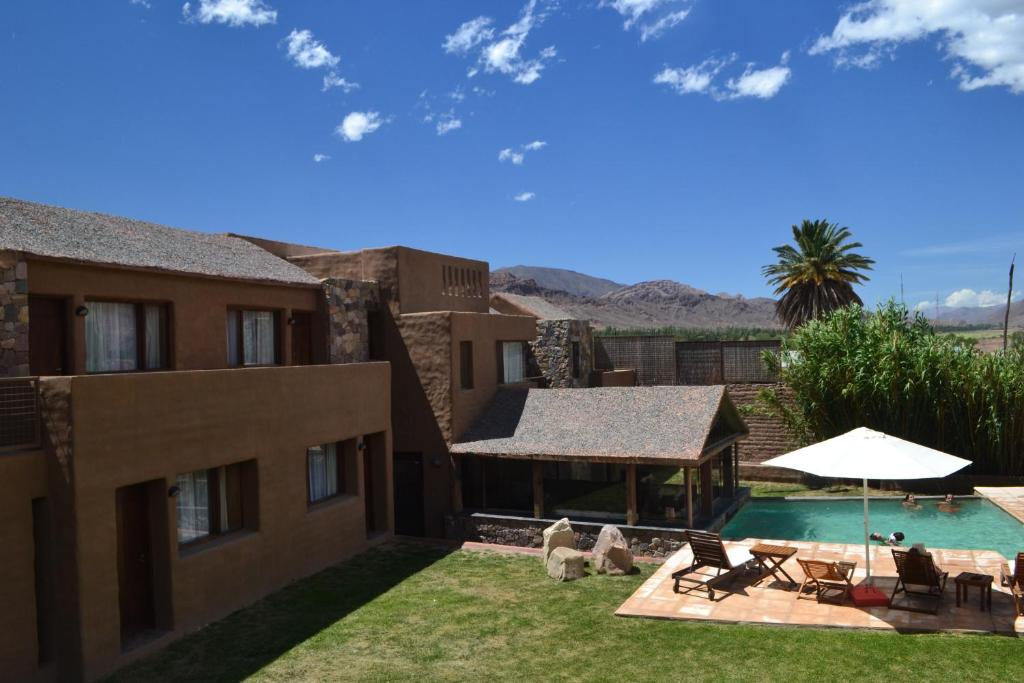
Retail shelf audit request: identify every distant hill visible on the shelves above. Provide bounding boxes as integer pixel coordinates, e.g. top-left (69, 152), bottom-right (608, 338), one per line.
top-left (491, 265), bottom-right (624, 298)
top-left (921, 300), bottom-right (1024, 328)
top-left (490, 268), bottom-right (780, 330)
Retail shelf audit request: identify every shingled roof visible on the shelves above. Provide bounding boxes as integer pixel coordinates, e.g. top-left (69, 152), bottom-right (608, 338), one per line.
top-left (452, 385), bottom-right (748, 465)
top-left (0, 197), bottom-right (321, 286)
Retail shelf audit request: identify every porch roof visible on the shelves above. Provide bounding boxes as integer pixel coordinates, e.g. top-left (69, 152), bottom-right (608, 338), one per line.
top-left (451, 385), bottom-right (748, 466)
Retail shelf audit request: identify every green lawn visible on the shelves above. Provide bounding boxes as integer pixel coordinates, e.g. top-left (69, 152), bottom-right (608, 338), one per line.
top-left (108, 543), bottom-right (1024, 682)
top-left (743, 479), bottom-right (908, 498)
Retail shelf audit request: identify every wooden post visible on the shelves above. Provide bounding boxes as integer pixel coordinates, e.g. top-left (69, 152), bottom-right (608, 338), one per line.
top-left (532, 461), bottom-right (544, 519)
top-left (722, 447), bottom-right (734, 498)
top-left (700, 460), bottom-right (714, 517)
top-left (626, 464), bottom-right (638, 526)
top-left (685, 467), bottom-right (694, 528)
top-left (451, 455), bottom-right (463, 514)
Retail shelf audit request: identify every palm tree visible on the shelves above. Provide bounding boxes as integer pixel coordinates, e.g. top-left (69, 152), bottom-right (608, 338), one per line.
top-left (762, 219), bottom-right (875, 329)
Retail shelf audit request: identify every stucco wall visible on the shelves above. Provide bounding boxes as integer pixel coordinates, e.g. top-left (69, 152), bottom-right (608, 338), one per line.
top-left (0, 250), bottom-right (29, 377)
top-left (26, 259), bottom-right (322, 373)
top-left (15, 363), bottom-right (391, 681)
top-left (397, 247), bottom-right (488, 315)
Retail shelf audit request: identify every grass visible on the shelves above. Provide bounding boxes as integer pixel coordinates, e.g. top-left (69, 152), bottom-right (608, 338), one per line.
top-left (743, 480), bottom-right (908, 498)
top-left (108, 543), bottom-right (1024, 682)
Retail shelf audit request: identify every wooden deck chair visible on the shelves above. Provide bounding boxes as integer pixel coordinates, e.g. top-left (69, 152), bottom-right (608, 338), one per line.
top-left (891, 548), bottom-right (948, 614)
top-left (1000, 552), bottom-right (1024, 616)
top-left (796, 559), bottom-right (856, 604)
top-left (671, 530), bottom-right (754, 601)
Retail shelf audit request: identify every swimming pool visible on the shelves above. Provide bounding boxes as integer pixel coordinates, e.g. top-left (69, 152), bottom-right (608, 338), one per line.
top-left (721, 497), bottom-right (1024, 560)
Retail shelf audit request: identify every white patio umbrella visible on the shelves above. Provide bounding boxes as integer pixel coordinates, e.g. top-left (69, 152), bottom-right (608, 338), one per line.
top-left (762, 427), bottom-right (971, 578)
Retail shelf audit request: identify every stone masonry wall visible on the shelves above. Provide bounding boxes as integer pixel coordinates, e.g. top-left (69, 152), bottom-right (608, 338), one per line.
top-left (323, 278), bottom-right (380, 365)
top-left (530, 319), bottom-right (593, 388)
top-left (0, 252), bottom-right (29, 377)
top-left (728, 382), bottom-right (798, 464)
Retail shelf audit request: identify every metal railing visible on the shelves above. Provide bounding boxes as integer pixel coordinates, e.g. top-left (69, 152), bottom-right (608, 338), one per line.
top-left (0, 377), bottom-right (41, 451)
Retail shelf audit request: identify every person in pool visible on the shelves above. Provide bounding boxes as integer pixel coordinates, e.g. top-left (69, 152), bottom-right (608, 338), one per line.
top-left (902, 493), bottom-right (921, 509)
top-left (937, 493), bottom-right (961, 513)
top-left (870, 531), bottom-right (906, 546)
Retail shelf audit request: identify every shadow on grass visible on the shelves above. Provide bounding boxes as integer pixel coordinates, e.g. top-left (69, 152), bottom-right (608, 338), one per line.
top-left (106, 541), bottom-right (452, 683)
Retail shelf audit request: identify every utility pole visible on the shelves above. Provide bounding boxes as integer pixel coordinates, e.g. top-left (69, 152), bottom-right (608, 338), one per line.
top-left (1004, 254), bottom-right (1016, 351)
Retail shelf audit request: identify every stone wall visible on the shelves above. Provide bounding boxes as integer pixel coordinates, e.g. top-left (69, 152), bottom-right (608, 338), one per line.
top-left (323, 278), bottom-right (380, 365)
top-left (727, 383), bottom-right (798, 465)
top-left (447, 513), bottom-right (687, 558)
top-left (530, 319), bottom-right (593, 388)
top-left (0, 252), bottom-right (29, 377)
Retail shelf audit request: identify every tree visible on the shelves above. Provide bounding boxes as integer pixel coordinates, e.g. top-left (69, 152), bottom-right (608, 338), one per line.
top-left (762, 219), bottom-right (875, 329)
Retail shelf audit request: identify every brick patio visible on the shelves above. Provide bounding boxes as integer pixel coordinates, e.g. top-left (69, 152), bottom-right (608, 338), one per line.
top-left (616, 538), bottom-right (1023, 635)
top-left (976, 487), bottom-right (1024, 525)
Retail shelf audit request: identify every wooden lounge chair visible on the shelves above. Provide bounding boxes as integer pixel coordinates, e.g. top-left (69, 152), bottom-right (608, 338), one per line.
top-left (671, 530), bottom-right (754, 600)
top-left (1000, 552), bottom-right (1024, 616)
top-left (796, 558), bottom-right (856, 604)
top-left (891, 548), bottom-right (948, 614)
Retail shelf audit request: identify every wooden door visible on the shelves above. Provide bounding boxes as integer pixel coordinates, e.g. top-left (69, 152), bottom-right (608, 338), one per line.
top-left (116, 484), bottom-right (155, 643)
top-left (290, 311), bottom-right (313, 366)
top-left (363, 449), bottom-right (375, 534)
top-left (28, 297), bottom-right (67, 375)
top-left (393, 453), bottom-right (425, 537)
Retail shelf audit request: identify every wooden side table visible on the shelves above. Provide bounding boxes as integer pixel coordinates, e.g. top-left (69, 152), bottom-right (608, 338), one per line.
top-left (749, 543), bottom-right (799, 590)
top-left (955, 571), bottom-right (993, 611)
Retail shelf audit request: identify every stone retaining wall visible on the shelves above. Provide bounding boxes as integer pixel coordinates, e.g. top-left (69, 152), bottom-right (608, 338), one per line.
top-left (0, 252), bottom-right (29, 377)
top-left (728, 383), bottom-right (798, 465)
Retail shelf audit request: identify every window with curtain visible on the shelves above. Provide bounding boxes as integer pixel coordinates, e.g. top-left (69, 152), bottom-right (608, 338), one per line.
top-left (307, 443), bottom-right (340, 503)
top-left (227, 309), bottom-right (278, 366)
top-left (176, 461), bottom-right (254, 547)
top-left (502, 341), bottom-right (525, 383)
top-left (85, 301), bottom-right (167, 373)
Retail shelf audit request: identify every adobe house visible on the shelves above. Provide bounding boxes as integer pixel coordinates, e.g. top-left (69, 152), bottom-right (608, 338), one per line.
top-left (265, 245), bottom-right (540, 538)
top-left (450, 385), bottom-right (748, 546)
top-left (0, 198), bottom-right (392, 681)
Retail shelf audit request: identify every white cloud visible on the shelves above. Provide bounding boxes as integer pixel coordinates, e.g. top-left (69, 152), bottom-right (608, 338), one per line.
top-left (523, 140), bottom-right (546, 151)
top-left (322, 73), bottom-right (359, 93)
top-left (313, 153), bottom-right (331, 163)
top-left (513, 192), bottom-right (536, 202)
top-left (284, 29), bottom-right (339, 69)
top-left (499, 148), bottom-right (525, 165)
top-left (944, 288), bottom-right (1016, 308)
top-left (601, 1), bottom-right (692, 41)
top-left (130, 0), bottom-right (151, 9)
top-left (436, 113), bottom-right (463, 135)
top-left (810, 0), bottom-right (1024, 94)
top-left (444, 1), bottom-right (558, 85)
top-left (182, 0), bottom-right (277, 27)
top-left (655, 52), bottom-right (791, 100)
top-left (336, 111), bottom-right (384, 142)
top-left (443, 16), bottom-right (495, 55)
top-left (903, 235), bottom-right (1024, 256)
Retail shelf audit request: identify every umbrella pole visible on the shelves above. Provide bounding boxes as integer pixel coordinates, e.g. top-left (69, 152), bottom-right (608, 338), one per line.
top-left (863, 477), bottom-right (871, 580)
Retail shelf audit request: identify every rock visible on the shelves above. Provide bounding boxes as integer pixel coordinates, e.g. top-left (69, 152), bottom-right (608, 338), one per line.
top-left (542, 517), bottom-right (576, 564)
top-left (546, 546), bottom-right (586, 581)
top-left (591, 525), bottom-right (634, 576)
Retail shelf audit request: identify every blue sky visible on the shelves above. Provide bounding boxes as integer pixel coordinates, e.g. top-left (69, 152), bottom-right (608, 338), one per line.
top-left (2, 1), bottom-right (1022, 310)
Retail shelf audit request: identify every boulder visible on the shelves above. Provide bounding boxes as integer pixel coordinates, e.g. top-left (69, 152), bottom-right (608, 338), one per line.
top-left (591, 525), bottom-right (634, 576)
top-left (542, 517), bottom-right (575, 564)
top-left (546, 546), bottom-right (586, 581)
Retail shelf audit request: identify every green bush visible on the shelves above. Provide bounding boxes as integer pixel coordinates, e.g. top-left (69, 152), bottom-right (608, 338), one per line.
top-left (756, 301), bottom-right (1024, 476)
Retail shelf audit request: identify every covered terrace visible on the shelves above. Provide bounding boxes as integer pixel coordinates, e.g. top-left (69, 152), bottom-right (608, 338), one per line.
top-left (451, 386), bottom-right (749, 528)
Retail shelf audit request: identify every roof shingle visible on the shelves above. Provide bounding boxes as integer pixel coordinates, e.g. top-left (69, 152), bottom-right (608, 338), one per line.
top-left (452, 385), bottom-right (747, 464)
top-left (0, 197), bottom-right (321, 286)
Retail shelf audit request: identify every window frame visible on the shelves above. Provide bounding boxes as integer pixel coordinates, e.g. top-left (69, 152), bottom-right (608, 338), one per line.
top-left (459, 340), bottom-right (474, 390)
top-left (571, 341), bottom-right (581, 379)
top-left (84, 299), bottom-right (171, 374)
top-left (176, 462), bottom-right (251, 550)
top-left (227, 307), bottom-right (282, 368)
top-left (498, 340), bottom-right (526, 384)
top-left (306, 442), bottom-right (344, 505)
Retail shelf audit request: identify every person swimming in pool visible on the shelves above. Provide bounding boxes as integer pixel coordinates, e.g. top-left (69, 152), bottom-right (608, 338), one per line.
top-left (870, 531), bottom-right (905, 546)
top-left (937, 493), bottom-right (961, 513)
top-left (902, 493), bottom-right (921, 509)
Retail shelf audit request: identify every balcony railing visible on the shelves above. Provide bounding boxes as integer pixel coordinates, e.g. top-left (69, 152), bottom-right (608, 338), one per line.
top-left (0, 377), bottom-right (41, 451)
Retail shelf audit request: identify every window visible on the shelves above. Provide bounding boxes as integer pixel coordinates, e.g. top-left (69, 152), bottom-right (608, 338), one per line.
top-left (501, 341), bottom-right (525, 384)
top-left (227, 309), bottom-right (278, 366)
top-left (307, 443), bottom-right (340, 503)
top-left (85, 301), bottom-right (168, 373)
top-left (176, 461), bottom-right (255, 546)
top-left (571, 341), bottom-right (581, 379)
top-left (459, 341), bottom-right (474, 389)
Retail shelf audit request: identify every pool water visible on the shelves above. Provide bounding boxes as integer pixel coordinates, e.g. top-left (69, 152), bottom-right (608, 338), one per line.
top-left (721, 497), bottom-right (1024, 560)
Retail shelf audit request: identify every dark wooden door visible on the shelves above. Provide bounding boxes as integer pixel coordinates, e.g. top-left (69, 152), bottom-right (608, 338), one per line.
top-left (363, 449), bottom-right (375, 534)
top-left (290, 311), bottom-right (313, 366)
top-left (28, 297), bottom-right (67, 375)
top-left (116, 484), bottom-right (155, 643)
top-left (393, 453), bottom-right (425, 537)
